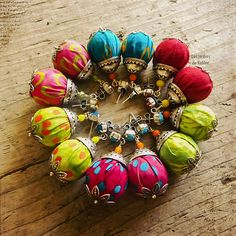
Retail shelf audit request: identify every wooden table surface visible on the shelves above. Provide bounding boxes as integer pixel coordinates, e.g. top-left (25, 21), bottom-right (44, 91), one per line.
top-left (0, 0), bottom-right (236, 235)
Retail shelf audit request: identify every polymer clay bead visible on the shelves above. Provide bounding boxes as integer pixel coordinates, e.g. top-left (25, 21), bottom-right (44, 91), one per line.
top-left (85, 151), bottom-right (128, 204)
top-left (49, 137), bottom-right (96, 183)
top-left (156, 131), bottom-right (201, 175)
top-left (170, 104), bottom-right (218, 141)
top-left (53, 40), bottom-right (93, 80)
top-left (128, 148), bottom-right (168, 198)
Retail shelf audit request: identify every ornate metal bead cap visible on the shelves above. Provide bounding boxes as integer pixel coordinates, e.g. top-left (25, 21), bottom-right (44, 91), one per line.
top-left (101, 152), bottom-right (127, 166)
top-left (167, 83), bottom-right (187, 106)
top-left (156, 130), bottom-right (177, 152)
top-left (76, 137), bottom-right (96, 159)
top-left (130, 148), bottom-right (156, 161)
top-left (77, 60), bottom-right (94, 80)
top-left (49, 154), bottom-right (68, 184)
top-left (98, 56), bottom-right (121, 73)
top-left (123, 57), bottom-right (147, 73)
top-left (153, 63), bottom-right (178, 81)
top-left (170, 106), bottom-right (184, 129)
top-left (63, 108), bottom-right (78, 135)
top-left (63, 79), bottom-right (79, 104)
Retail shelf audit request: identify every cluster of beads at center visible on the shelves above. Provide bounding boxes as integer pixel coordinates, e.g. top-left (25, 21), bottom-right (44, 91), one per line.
top-left (29, 28), bottom-right (217, 204)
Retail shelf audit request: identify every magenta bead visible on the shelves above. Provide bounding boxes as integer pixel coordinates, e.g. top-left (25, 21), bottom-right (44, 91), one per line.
top-left (85, 157), bottom-right (128, 204)
top-left (128, 154), bottom-right (168, 198)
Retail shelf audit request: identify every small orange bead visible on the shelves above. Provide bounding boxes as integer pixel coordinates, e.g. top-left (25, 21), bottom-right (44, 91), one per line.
top-left (115, 145), bottom-right (122, 154)
top-left (136, 142), bottom-right (144, 149)
top-left (108, 73), bottom-right (117, 80)
top-left (129, 74), bottom-right (137, 81)
top-left (163, 111), bottom-right (171, 119)
top-left (152, 130), bottom-right (161, 137)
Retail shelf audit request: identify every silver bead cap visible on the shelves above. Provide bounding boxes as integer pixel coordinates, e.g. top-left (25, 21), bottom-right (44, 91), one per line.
top-left (63, 108), bottom-right (78, 135)
top-left (76, 137), bottom-right (96, 159)
top-left (170, 106), bottom-right (184, 129)
top-left (130, 148), bottom-right (157, 161)
top-left (101, 152), bottom-right (127, 166)
top-left (156, 130), bottom-right (177, 152)
top-left (63, 79), bottom-right (79, 105)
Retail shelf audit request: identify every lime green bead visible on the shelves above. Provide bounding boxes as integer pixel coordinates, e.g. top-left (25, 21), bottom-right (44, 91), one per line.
top-left (179, 104), bottom-right (218, 141)
top-left (159, 132), bottom-right (201, 175)
top-left (50, 139), bottom-right (92, 182)
top-left (78, 114), bottom-right (86, 122)
top-left (92, 136), bottom-right (100, 144)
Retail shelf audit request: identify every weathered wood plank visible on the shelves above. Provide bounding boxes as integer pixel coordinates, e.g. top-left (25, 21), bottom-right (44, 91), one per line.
top-left (0, 0), bottom-right (235, 235)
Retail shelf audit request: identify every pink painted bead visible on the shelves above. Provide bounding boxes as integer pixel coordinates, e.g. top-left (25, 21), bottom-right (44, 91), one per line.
top-left (29, 68), bottom-right (68, 106)
top-left (128, 148), bottom-right (168, 198)
top-left (85, 152), bottom-right (128, 204)
top-left (52, 40), bottom-right (93, 80)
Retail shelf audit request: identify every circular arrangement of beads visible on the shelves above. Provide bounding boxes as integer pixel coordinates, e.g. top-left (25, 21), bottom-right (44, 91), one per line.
top-left (29, 28), bottom-right (218, 204)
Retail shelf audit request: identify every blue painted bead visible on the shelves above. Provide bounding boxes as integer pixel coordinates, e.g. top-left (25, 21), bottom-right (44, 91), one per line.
top-left (158, 180), bottom-right (163, 188)
top-left (114, 185), bottom-right (121, 193)
top-left (140, 162), bottom-right (149, 171)
top-left (94, 166), bottom-right (101, 175)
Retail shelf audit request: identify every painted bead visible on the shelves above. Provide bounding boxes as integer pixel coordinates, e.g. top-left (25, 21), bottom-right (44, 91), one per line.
top-left (128, 148), bottom-right (168, 198)
top-left (122, 32), bottom-right (154, 74)
top-left (171, 104), bottom-right (218, 141)
top-left (109, 131), bottom-right (121, 143)
top-left (167, 67), bottom-right (213, 105)
top-left (124, 129), bottom-right (136, 142)
top-left (157, 131), bottom-right (201, 175)
top-left (97, 122), bottom-right (108, 133)
top-left (153, 112), bottom-right (164, 125)
top-left (53, 40), bottom-right (93, 80)
top-left (30, 107), bottom-right (77, 147)
top-left (85, 152), bottom-right (128, 203)
top-left (50, 138), bottom-right (94, 183)
top-left (87, 29), bottom-right (121, 73)
top-left (136, 123), bottom-right (149, 136)
top-left (29, 68), bottom-right (69, 106)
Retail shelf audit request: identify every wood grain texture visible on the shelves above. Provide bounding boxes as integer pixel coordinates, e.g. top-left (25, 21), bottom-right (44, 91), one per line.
top-left (0, 0), bottom-right (236, 235)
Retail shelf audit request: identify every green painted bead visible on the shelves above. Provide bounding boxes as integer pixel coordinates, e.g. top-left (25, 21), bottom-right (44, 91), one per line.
top-left (50, 139), bottom-right (92, 183)
top-left (30, 107), bottom-right (74, 147)
top-left (159, 132), bottom-right (201, 175)
top-left (179, 104), bottom-right (218, 141)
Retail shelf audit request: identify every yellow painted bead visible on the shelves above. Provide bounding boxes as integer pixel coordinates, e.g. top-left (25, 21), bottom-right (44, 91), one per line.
top-left (115, 145), bottom-right (122, 154)
top-left (78, 114), bottom-right (86, 122)
top-left (92, 136), bottom-right (100, 144)
top-left (156, 80), bottom-right (165, 88)
top-left (161, 99), bottom-right (170, 108)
